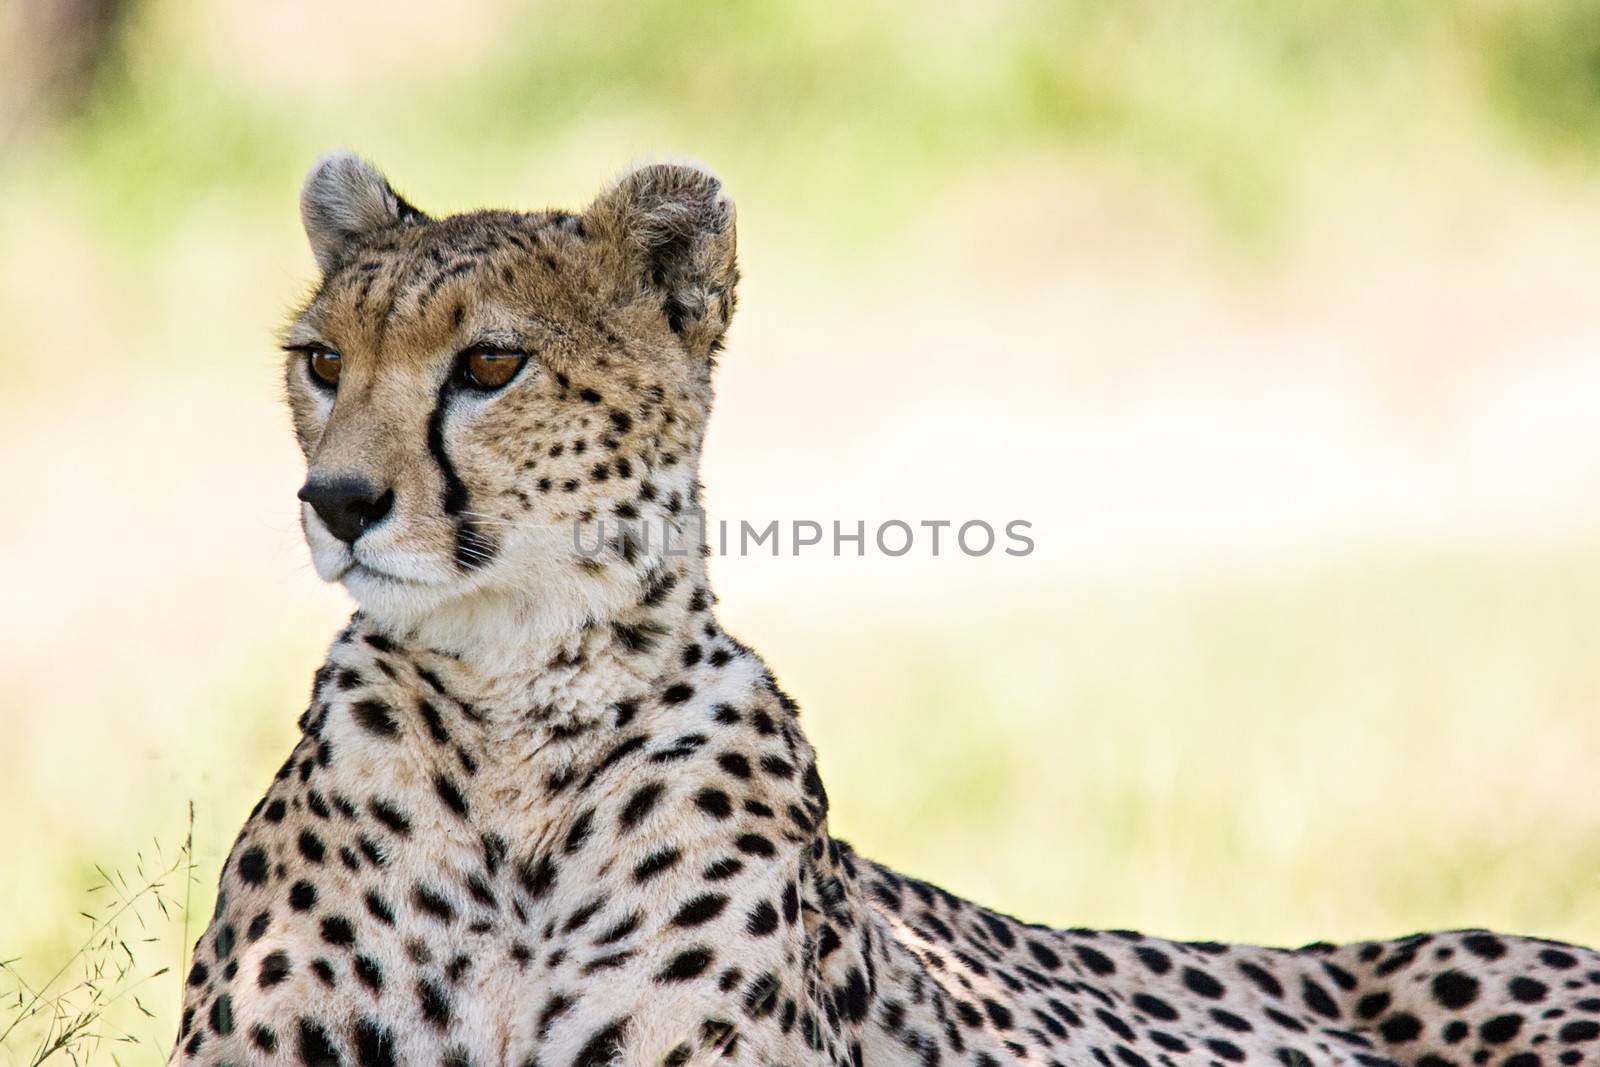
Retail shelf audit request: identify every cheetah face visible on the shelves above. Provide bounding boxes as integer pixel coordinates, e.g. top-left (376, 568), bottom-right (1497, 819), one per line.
top-left (281, 154), bottom-right (737, 639)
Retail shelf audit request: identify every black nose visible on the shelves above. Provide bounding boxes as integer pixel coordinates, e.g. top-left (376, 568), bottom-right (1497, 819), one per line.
top-left (298, 475), bottom-right (394, 545)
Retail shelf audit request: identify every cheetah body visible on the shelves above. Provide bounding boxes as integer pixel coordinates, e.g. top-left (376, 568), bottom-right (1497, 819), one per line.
top-left (172, 155), bottom-right (1600, 1067)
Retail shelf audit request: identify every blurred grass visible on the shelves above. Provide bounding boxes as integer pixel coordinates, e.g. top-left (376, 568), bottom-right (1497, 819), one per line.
top-left (8, 0), bottom-right (1600, 252)
top-left (4, 0), bottom-right (1600, 1061)
top-left (787, 539), bottom-right (1600, 945)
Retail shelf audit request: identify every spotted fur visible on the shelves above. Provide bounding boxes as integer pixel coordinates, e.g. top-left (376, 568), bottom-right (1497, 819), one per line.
top-left (171, 153), bottom-right (1600, 1067)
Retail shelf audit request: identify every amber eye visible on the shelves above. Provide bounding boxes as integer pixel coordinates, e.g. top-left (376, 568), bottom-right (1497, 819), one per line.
top-left (306, 349), bottom-right (342, 388)
top-left (459, 347), bottom-right (528, 391)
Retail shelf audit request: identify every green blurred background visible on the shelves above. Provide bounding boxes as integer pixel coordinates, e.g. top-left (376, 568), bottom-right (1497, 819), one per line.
top-left (4, 0), bottom-right (1600, 1059)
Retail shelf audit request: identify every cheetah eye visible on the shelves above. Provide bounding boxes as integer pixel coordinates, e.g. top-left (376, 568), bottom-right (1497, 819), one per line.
top-left (287, 345), bottom-right (341, 389)
top-left (307, 349), bottom-right (342, 387)
top-left (457, 346), bottom-right (529, 392)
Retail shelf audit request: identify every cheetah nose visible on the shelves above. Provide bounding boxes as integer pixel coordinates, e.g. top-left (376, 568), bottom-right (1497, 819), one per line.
top-left (298, 475), bottom-right (395, 545)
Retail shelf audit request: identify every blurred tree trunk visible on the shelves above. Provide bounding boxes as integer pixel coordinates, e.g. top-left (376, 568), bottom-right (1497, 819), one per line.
top-left (0, 0), bottom-right (129, 149)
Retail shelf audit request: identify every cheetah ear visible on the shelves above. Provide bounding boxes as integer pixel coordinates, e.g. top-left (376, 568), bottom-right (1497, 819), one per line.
top-left (585, 162), bottom-right (738, 356)
top-left (300, 151), bottom-right (428, 273)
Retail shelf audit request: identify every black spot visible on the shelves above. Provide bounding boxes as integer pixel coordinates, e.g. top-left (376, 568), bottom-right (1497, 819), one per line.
top-left (662, 683), bottom-right (694, 704)
top-left (413, 884), bottom-right (457, 924)
top-left (747, 900), bottom-right (779, 936)
top-left (1302, 977), bottom-right (1341, 1019)
top-left (354, 955), bottom-right (383, 993)
top-left (1561, 1021), bottom-right (1600, 1042)
top-left (620, 782), bottom-right (665, 828)
top-left (562, 897), bottom-right (605, 935)
top-left (350, 699), bottom-right (399, 738)
top-left (1376, 951), bottom-right (1418, 977)
top-left (354, 1019), bottom-right (396, 1067)
top-left (1481, 1015), bottom-right (1524, 1044)
top-left (1136, 947), bottom-right (1172, 974)
top-left (746, 972), bottom-right (781, 1018)
top-left (434, 774), bottom-right (469, 817)
top-left (1545, 950), bottom-right (1582, 971)
top-left (418, 700), bottom-right (450, 744)
top-left (572, 1019), bottom-right (628, 1067)
top-left (418, 978), bottom-right (451, 1029)
top-left (1133, 994), bottom-right (1178, 1021)
top-left (754, 754), bottom-right (792, 780)
top-left (208, 993), bottom-right (234, 1036)
top-left (782, 882), bottom-right (800, 923)
top-left (694, 788), bottom-right (733, 819)
top-left (1208, 1039), bottom-right (1246, 1063)
top-left (671, 894), bottom-right (729, 927)
top-left (1511, 977), bottom-right (1550, 1003)
top-left (1074, 944), bottom-right (1115, 976)
top-left (296, 1018), bottom-right (339, 1067)
top-left (704, 857), bottom-right (745, 882)
top-left (633, 847), bottom-right (681, 882)
top-left (657, 948), bottom-right (714, 982)
top-left (289, 880), bottom-right (318, 911)
top-left (320, 915), bottom-right (355, 947)
top-left (357, 836), bottom-right (387, 867)
top-left (1211, 1009), bottom-right (1253, 1033)
top-left (519, 854), bottom-right (558, 899)
top-left (367, 799), bottom-right (411, 836)
top-left (259, 950), bottom-right (291, 987)
top-left (984, 999), bottom-right (1014, 1030)
top-left (565, 809), bottom-right (595, 853)
top-left (237, 846), bottom-right (269, 885)
top-left (1149, 1032), bottom-right (1188, 1054)
top-left (841, 968), bottom-right (870, 1023)
top-left (1357, 992), bottom-right (1391, 1019)
top-left (1463, 934), bottom-right (1508, 960)
top-left (252, 1025), bottom-right (278, 1053)
top-left (1236, 961), bottom-right (1284, 998)
top-left (1379, 1013), bottom-right (1423, 1042)
top-left (597, 912), bottom-right (643, 945)
top-left (1432, 970), bottom-right (1480, 1010)
top-left (735, 833), bottom-right (776, 857)
top-left (298, 830), bottom-right (326, 864)
top-left (1183, 967), bottom-right (1224, 999)
top-left (364, 890), bottom-right (396, 925)
top-left (311, 958), bottom-right (335, 986)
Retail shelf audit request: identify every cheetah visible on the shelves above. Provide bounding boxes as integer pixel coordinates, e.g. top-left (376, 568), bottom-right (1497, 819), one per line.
top-left (173, 152), bottom-right (1600, 1067)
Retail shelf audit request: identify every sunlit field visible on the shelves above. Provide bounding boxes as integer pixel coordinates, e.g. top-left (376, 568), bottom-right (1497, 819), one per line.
top-left (3, 0), bottom-right (1600, 1060)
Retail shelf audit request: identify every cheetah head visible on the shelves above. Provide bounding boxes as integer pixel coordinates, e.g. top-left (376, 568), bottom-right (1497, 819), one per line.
top-left (282, 153), bottom-right (737, 647)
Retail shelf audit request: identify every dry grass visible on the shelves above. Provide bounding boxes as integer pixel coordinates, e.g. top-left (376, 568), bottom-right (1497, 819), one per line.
top-left (1, 809), bottom-right (193, 1066)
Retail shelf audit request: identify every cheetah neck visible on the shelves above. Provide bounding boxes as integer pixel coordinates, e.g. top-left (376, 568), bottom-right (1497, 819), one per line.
top-left (330, 549), bottom-right (723, 748)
